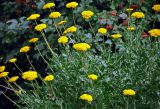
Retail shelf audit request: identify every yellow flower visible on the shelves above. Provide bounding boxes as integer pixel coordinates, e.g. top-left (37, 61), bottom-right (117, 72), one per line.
top-left (63, 26), bottom-right (77, 34)
top-left (34, 24), bottom-right (47, 31)
top-left (49, 12), bottom-right (61, 19)
top-left (81, 10), bottom-right (94, 19)
top-left (27, 14), bottom-right (40, 20)
top-left (98, 28), bottom-right (107, 35)
top-left (0, 72), bottom-right (9, 78)
top-left (152, 4), bottom-right (160, 12)
top-left (126, 8), bottom-right (133, 11)
top-left (44, 74), bottom-right (54, 81)
top-left (9, 58), bottom-right (17, 63)
top-left (148, 29), bottom-right (160, 37)
top-left (73, 43), bottom-right (91, 51)
top-left (0, 66), bottom-right (5, 72)
top-left (20, 46), bottom-right (31, 53)
top-left (80, 94), bottom-right (93, 102)
top-left (131, 12), bottom-right (145, 18)
top-left (66, 2), bottom-right (78, 8)
top-left (123, 89), bottom-right (136, 96)
top-left (58, 36), bottom-right (69, 44)
top-left (111, 34), bottom-right (122, 39)
top-left (88, 74), bottom-right (98, 80)
top-left (57, 20), bottom-right (67, 25)
top-left (22, 71), bottom-right (38, 81)
top-left (8, 76), bottom-right (19, 83)
top-left (127, 27), bottom-right (136, 31)
top-left (42, 2), bottom-right (55, 9)
top-left (29, 38), bottom-right (39, 43)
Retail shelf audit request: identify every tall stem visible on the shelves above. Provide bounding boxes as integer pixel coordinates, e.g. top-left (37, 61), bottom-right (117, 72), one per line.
top-left (35, 43), bottom-right (54, 73)
top-left (72, 9), bottom-right (76, 25)
top-left (25, 53), bottom-right (36, 71)
top-left (88, 20), bottom-right (96, 36)
top-left (0, 91), bottom-right (20, 108)
top-left (14, 63), bottom-right (23, 73)
top-left (40, 31), bottom-right (58, 58)
top-left (53, 20), bottom-right (61, 37)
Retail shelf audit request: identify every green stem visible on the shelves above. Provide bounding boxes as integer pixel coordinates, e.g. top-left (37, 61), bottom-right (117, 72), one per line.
top-left (25, 53), bottom-right (36, 71)
top-left (72, 9), bottom-right (76, 25)
top-left (14, 63), bottom-right (23, 73)
top-left (0, 91), bottom-right (21, 108)
top-left (35, 43), bottom-right (54, 73)
top-left (53, 20), bottom-right (61, 37)
top-left (40, 31), bottom-right (58, 58)
top-left (88, 20), bottom-right (96, 36)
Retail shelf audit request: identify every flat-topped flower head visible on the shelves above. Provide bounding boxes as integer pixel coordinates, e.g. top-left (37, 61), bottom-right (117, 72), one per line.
top-left (43, 2), bottom-right (55, 9)
top-left (131, 12), bottom-right (145, 18)
top-left (49, 12), bottom-right (61, 19)
top-left (111, 34), bottom-right (122, 39)
top-left (123, 89), bottom-right (136, 96)
top-left (58, 20), bottom-right (67, 25)
top-left (20, 46), bottom-right (31, 53)
top-left (81, 10), bottom-right (94, 19)
top-left (98, 28), bottom-right (107, 35)
top-left (29, 38), bottom-right (39, 43)
top-left (9, 58), bottom-right (17, 63)
top-left (80, 94), bottom-right (93, 102)
top-left (127, 27), bottom-right (136, 31)
top-left (152, 4), bottom-right (160, 12)
top-left (27, 14), bottom-right (40, 20)
top-left (34, 24), bottom-right (47, 31)
top-left (73, 43), bottom-right (91, 51)
top-left (63, 26), bottom-right (77, 34)
top-left (58, 36), bottom-right (69, 44)
top-left (66, 2), bottom-right (78, 8)
top-left (148, 29), bottom-right (160, 37)
top-left (88, 74), bottom-right (98, 80)
top-left (0, 66), bottom-right (5, 72)
top-left (0, 72), bottom-right (9, 78)
top-left (44, 74), bottom-right (54, 81)
top-left (22, 71), bottom-right (38, 81)
top-left (8, 76), bottom-right (19, 83)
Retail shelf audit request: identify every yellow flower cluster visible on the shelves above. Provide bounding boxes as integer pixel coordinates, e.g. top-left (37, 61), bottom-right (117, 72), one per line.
top-left (43, 2), bottom-right (55, 9)
top-left (9, 58), bottom-right (17, 63)
top-left (81, 10), bottom-right (94, 19)
top-left (73, 43), bottom-right (91, 51)
top-left (152, 4), bottom-right (160, 12)
top-left (8, 76), bottom-right (19, 83)
top-left (22, 71), bottom-right (38, 81)
top-left (44, 74), bottom-right (54, 81)
top-left (131, 12), bottom-right (145, 18)
top-left (58, 20), bottom-right (67, 25)
top-left (0, 72), bottom-right (9, 78)
top-left (20, 46), bottom-right (31, 53)
top-left (80, 94), bottom-right (93, 102)
top-left (148, 29), bottom-right (160, 37)
top-left (123, 89), bottom-right (136, 96)
top-left (29, 38), bottom-right (39, 43)
top-left (58, 36), bottom-right (69, 44)
top-left (49, 12), bottom-right (61, 19)
top-left (66, 2), bottom-right (78, 8)
top-left (98, 28), bottom-right (107, 35)
top-left (111, 34), bottom-right (122, 39)
top-left (0, 66), bottom-right (5, 72)
top-left (34, 24), bottom-right (47, 31)
top-left (27, 14), bottom-right (40, 20)
top-left (126, 8), bottom-right (133, 12)
top-left (63, 26), bottom-right (77, 34)
top-left (127, 27), bottom-right (136, 31)
top-left (88, 74), bottom-right (98, 80)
